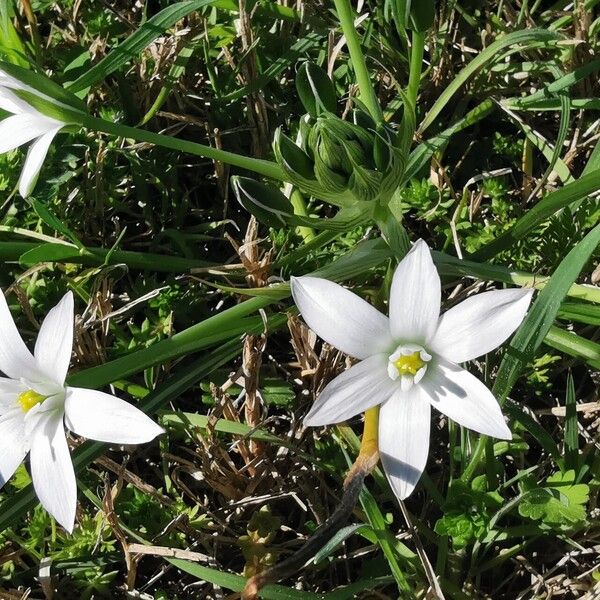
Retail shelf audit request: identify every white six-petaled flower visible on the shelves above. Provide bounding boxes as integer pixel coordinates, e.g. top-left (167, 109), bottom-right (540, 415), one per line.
top-left (0, 290), bottom-right (164, 532)
top-left (291, 240), bottom-right (534, 501)
top-left (0, 68), bottom-right (70, 197)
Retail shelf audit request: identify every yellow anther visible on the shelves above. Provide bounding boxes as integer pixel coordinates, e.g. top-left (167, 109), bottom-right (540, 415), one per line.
top-left (18, 390), bottom-right (45, 413)
top-left (394, 351), bottom-right (425, 376)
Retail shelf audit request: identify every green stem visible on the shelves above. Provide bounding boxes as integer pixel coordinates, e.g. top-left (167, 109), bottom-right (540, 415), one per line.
top-left (289, 189), bottom-right (316, 242)
top-left (78, 114), bottom-right (285, 181)
top-left (407, 30), bottom-right (425, 108)
top-left (333, 0), bottom-right (383, 123)
top-left (462, 419), bottom-right (492, 485)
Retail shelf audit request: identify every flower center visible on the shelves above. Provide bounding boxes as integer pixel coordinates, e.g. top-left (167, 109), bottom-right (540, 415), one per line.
top-left (394, 352), bottom-right (425, 376)
top-left (387, 344), bottom-right (432, 391)
top-left (18, 389), bottom-right (45, 413)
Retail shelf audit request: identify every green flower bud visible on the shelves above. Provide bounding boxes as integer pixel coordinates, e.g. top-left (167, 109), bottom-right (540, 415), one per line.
top-left (273, 111), bottom-right (406, 207)
top-left (274, 129), bottom-right (315, 180)
top-left (232, 176), bottom-right (295, 227)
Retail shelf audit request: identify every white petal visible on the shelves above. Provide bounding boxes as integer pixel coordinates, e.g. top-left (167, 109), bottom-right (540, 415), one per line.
top-left (0, 290), bottom-right (45, 382)
top-left (64, 387), bottom-right (164, 444)
top-left (30, 410), bottom-right (76, 532)
top-left (0, 69), bottom-right (33, 92)
top-left (430, 288), bottom-right (534, 363)
top-left (379, 386), bottom-right (431, 500)
top-left (0, 86), bottom-right (31, 114)
top-left (291, 276), bottom-right (394, 359)
top-left (0, 113), bottom-right (57, 154)
top-left (304, 354), bottom-right (398, 426)
top-left (34, 292), bottom-right (74, 386)
top-left (0, 410), bottom-right (27, 486)
top-left (0, 377), bottom-right (26, 411)
top-left (420, 358), bottom-right (511, 439)
top-left (18, 126), bottom-right (61, 198)
top-left (389, 239), bottom-right (441, 345)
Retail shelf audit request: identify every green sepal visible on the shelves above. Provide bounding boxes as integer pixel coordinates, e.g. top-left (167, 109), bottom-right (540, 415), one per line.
top-left (232, 176), bottom-right (295, 227)
top-left (313, 153), bottom-right (349, 194)
top-left (0, 60), bottom-right (87, 113)
top-left (13, 89), bottom-right (84, 123)
top-left (347, 163), bottom-right (381, 201)
top-left (273, 128), bottom-right (316, 180)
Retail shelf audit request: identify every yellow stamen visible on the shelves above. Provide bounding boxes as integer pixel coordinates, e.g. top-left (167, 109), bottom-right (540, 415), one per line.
top-left (18, 390), bottom-right (45, 413)
top-left (394, 351), bottom-right (425, 376)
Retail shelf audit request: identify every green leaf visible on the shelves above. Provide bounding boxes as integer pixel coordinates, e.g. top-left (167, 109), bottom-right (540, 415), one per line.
top-left (358, 486), bottom-right (412, 593)
top-left (168, 557), bottom-right (392, 599)
top-left (313, 523), bottom-right (373, 564)
top-left (463, 222), bottom-right (600, 483)
top-left (218, 31), bottom-right (325, 104)
top-left (564, 373), bottom-right (579, 472)
top-left (518, 470), bottom-right (589, 528)
top-left (296, 62), bottom-right (337, 117)
top-left (30, 199), bottom-right (84, 249)
top-left (19, 242), bottom-right (81, 266)
top-left (493, 222), bottom-right (600, 402)
top-left (503, 399), bottom-right (561, 460)
top-left (558, 302), bottom-right (600, 326)
top-left (67, 0), bottom-right (217, 93)
top-left (544, 326), bottom-right (600, 370)
top-left (0, 4), bottom-right (29, 67)
top-left (473, 169), bottom-right (600, 260)
top-left (419, 29), bottom-right (560, 134)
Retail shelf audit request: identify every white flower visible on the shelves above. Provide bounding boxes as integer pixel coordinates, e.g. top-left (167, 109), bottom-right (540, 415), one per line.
top-left (291, 240), bottom-right (533, 501)
top-left (0, 68), bottom-right (69, 197)
top-left (0, 291), bottom-right (164, 532)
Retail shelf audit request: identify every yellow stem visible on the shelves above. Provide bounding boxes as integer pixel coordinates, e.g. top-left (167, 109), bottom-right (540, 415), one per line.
top-left (344, 405), bottom-right (380, 487)
top-left (360, 405), bottom-right (379, 456)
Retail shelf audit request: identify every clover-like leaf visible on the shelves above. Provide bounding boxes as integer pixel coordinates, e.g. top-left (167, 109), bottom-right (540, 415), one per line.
top-left (518, 470), bottom-right (589, 528)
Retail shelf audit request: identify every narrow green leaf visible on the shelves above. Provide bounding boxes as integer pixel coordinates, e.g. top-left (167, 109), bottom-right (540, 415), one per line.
top-left (68, 0), bottom-right (217, 93)
top-left (19, 242), bottom-right (80, 266)
top-left (168, 557), bottom-right (391, 598)
top-left (463, 222), bottom-right (600, 482)
top-left (217, 31), bottom-right (325, 104)
top-left (473, 169), bottom-right (600, 260)
top-left (358, 485), bottom-right (412, 593)
top-left (313, 523), bottom-right (372, 564)
top-left (544, 326), bottom-right (600, 370)
top-left (503, 400), bottom-right (560, 460)
top-left (494, 222), bottom-right (600, 403)
top-left (564, 372), bottom-right (579, 472)
top-left (419, 29), bottom-right (560, 134)
top-left (30, 199), bottom-right (84, 249)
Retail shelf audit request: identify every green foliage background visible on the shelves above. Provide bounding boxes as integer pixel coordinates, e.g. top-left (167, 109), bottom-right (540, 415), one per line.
top-left (0, 0), bottom-right (600, 598)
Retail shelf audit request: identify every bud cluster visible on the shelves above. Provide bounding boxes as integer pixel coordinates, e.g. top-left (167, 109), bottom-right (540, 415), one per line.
top-left (274, 111), bottom-right (404, 207)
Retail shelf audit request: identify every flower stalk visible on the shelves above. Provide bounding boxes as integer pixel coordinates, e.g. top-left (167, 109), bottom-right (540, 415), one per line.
top-left (344, 406), bottom-right (380, 485)
top-left (332, 0), bottom-right (383, 123)
top-left (77, 113), bottom-right (285, 181)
